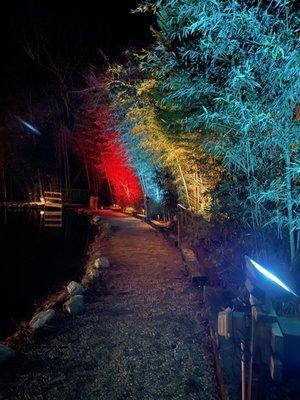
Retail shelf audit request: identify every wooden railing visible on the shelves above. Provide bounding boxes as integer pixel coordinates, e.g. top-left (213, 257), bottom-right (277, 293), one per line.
top-left (44, 191), bottom-right (62, 209)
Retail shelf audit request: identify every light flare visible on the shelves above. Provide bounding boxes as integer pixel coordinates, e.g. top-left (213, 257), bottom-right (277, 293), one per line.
top-left (248, 257), bottom-right (297, 296)
top-left (16, 116), bottom-right (41, 135)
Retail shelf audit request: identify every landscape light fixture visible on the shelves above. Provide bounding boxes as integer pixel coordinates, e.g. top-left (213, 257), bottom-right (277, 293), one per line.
top-left (219, 257), bottom-right (299, 400)
top-left (245, 256), bottom-right (297, 297)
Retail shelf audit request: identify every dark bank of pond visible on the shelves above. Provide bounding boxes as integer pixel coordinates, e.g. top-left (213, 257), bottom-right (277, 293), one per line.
top-left (0, 208), bottom-right (94, 340)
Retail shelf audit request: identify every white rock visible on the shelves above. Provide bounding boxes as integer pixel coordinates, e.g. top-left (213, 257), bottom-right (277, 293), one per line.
top-left (63, 295), bottom-right (85, 314)
top-left (67, 281), bottom-right (85, 296)
top-left (0, 344), bottom-right (15, 364)
top-left (29, 309), bottom-right (55, 330)
top-left (94, 257), bottom-right (110, 269)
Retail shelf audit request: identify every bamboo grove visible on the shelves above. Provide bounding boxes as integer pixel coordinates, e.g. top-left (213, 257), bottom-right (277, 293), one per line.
top-left (1, 0), bottom-right (299, 270)
top-left (87, 0), bottom-right (299, 268)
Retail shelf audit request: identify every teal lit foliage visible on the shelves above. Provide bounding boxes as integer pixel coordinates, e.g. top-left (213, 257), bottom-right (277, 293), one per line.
top-left (140, 0), bottom-right (300, 265)
top-left (118, 118), bottom-right (164, 204)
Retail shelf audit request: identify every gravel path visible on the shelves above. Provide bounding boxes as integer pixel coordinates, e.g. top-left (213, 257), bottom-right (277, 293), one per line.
top-left (0, 211), bottom-right (219, 400)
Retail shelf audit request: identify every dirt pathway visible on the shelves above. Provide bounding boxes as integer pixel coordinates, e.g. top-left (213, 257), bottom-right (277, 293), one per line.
top-left (0, 211), bottom-right (219, 400)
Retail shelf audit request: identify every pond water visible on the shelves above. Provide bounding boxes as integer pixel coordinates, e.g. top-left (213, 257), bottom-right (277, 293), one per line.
top-left (0, 208), bottom-right (93, 340)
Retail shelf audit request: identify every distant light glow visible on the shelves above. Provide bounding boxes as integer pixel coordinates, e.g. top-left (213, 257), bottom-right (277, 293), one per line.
top-left (98, 131), bottom-right (143, 206)
top-left (40, 210), bottom-right (45, 215)
top-left (249, 257), bottom-right (297, 296)
top-left (16, 116), bottom-right (41, 135)
top-left (22, 120), bottom-right (41, 135)
top-left (76, 106), bottom-right (143, 207)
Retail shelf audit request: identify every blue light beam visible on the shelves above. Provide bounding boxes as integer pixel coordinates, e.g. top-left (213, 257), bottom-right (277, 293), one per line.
top-left (16, 117), bottom-right (41, 136)
top-left (248, 257), bottom-right (297, 297)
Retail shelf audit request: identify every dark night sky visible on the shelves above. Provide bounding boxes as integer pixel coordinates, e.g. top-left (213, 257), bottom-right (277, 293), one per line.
top-left (0, 0), bottom-right (153, 109)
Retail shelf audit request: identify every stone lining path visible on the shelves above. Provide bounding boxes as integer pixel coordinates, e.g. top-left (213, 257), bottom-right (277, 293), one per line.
top-left (0, 211), bottom-right (219, 400)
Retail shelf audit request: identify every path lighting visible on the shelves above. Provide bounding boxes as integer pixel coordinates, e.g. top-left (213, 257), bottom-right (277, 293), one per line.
top-left (218, 256), bottom-right (299, 400)
top-left (244, 256), bottom-right (298, 400)
top-left (245, 256), bottom-right (297, 297)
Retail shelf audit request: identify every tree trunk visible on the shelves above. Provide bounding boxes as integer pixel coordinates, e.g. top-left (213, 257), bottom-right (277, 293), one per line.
top-left (285, 147), bottom-right (296, 267)
top-left (176, 158), bottom-right (191, 209)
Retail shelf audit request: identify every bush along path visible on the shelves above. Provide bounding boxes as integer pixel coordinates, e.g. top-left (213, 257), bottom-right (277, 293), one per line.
top-left (0, 210), bottom-right (220, 400)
